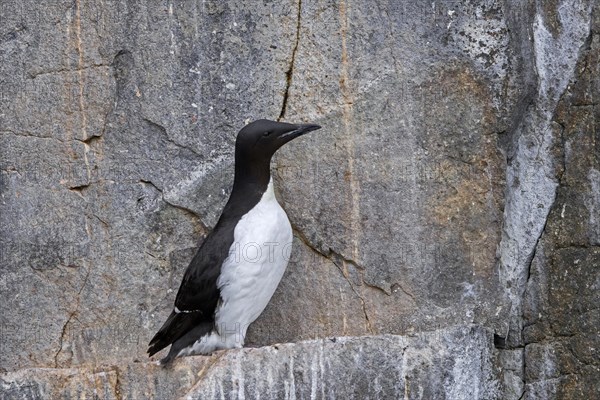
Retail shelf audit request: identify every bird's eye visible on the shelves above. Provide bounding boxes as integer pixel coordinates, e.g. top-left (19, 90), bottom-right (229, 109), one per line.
top-left (263, 131), bottom-right (271, 137)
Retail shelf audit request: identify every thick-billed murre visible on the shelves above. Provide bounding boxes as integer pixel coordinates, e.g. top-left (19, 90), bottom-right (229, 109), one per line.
top-left (147, 119), bottom-right (321, 365)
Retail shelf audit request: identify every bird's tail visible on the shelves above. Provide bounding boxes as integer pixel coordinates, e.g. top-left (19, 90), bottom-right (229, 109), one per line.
top-left (157, 320), bottom-right (214, 366)
top-left (147, 310), bottom-right (203, 358)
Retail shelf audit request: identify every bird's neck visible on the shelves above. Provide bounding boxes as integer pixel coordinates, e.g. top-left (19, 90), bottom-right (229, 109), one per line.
top-left (230, 156), bottom-right (272, 203)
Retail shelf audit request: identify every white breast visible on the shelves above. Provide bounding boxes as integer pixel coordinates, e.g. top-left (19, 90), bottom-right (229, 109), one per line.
top-left (214, 179), bottom-right (292, 346)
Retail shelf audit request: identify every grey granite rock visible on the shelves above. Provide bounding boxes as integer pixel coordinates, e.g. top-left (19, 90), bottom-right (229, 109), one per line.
top-left (0, 0), bottom-right (598, 398)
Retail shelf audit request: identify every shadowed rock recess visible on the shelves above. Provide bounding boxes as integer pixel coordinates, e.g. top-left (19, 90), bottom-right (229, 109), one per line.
top-left (0, 1), bottom-right (597, 399)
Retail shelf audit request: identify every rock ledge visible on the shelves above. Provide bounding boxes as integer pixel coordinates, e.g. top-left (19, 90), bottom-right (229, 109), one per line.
top-left (0, 325), bottom-right (501, 400)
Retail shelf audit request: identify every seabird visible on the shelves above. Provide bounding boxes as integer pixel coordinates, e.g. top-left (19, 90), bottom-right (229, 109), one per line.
top-left (147, 119), bottom-right (321, 365)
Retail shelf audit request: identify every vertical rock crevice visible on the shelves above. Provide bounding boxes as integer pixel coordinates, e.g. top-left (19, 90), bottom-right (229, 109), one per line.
top-left (278, 0), bottom-right (302, 121)
top-left (498, 0), bottom-right (592, 348)
top-left (53, 264), bottom-right (91, 367)
top-left (496, 0), bottom-right (595, 398)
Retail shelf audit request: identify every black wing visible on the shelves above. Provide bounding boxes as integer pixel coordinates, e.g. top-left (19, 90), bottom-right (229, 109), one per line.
top-left (147, 221), bottom-right (236, 358)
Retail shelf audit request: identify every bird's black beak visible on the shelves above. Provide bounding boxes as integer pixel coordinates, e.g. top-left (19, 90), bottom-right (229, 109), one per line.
top-left (279, 123), bottom-right (322, 143)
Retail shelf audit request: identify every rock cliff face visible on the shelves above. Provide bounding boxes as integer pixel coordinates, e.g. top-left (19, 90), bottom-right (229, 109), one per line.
top-left (0, 0), bottom-right (597, 399)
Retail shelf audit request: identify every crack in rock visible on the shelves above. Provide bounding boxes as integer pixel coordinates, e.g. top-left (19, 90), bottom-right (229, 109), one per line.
top-left (54, 265), bottom-right (91, 367)
top-left (278, 0), bottom-right (302, 121)
top-left (291, 226), bottom-right (390, 295)
top-left (331, 258), bottom-right (375, 334)
top-left (292, 227), bottom-right (375, 333)
top-left (142, 118), bottom-right (202, 158)
top-left (139, 179), bottom-right (208, 232)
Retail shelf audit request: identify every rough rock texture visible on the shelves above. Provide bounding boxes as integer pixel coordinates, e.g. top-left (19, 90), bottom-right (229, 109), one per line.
top-left (0, 326), bottom-right (501, 400)
top-left (0, 0), bottom-right (598, 398)
top-left (521, 4), bottom-right (600, 398)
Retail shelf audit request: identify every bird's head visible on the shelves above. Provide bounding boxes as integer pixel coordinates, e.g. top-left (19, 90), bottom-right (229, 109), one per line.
top-left (235, 119), bottom-right (321, 162)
